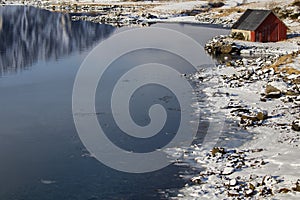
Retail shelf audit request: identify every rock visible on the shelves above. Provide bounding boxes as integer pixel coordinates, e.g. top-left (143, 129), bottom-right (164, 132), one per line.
top-left (205, 36), bottom-right (239, 55)
top-left (265, 84), bottom-right (281, 93)
top-left (191, 176), bottom-right (203, 184)
top-left (240, 49), bottom-right (252, 54)
top-left (229, 178), bottom-right (237, 186)
top-left (292, 120), bottom-right (300, 131)
top-left (145, 13), bottom-right (157, 19)
top-left (227, 190), bottom-right (239, 197)
top-left (269, 81), bottom-right (289, 93)
top-left (250, 148), bottom-right (264, 153)
top-left (259, 186), bottom-right (273, 196)
top-left (285, 90), bottom-right (299, 96)
top-left (262, 175), bottom-right (277, 186)
top-left (222, 167), bottom-right (235, 175)
top-left (220, 44), bottom-right (232, 54)
top-left (256, 110), bottom-right (268, 120)
top-left (230, 153), bottom-right (240, 158)
top-left (278, 188), bottom-right (291, 193)
top-left (211, 147), bottom-right (226, 156)
top-left (240, 115), bottom-right (259, 122)
top-left (208, 1), bottom-right (225, 8)
top-left (244, 189), bottom-right (254, 197)
top-left (292, 181), bottom-right (300, 192)
top-left (265, 84), bottom-right (282, 98)
top-left (260, 97), bottom-right (267, 102)
top-left (248, 182), bottom-right (255, 190)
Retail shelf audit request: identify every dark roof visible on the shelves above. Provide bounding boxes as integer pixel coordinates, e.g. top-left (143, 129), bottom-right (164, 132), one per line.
top-left (232, 9), bottom-right (273, 31)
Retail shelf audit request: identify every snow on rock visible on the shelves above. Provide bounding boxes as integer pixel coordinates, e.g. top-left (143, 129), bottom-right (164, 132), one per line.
top-left (167, 34), bottom-right (300, 199)
top-left (152, 1), bottom-right (207, 13)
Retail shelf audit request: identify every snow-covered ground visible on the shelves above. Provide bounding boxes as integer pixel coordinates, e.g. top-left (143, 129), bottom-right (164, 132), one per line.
top-left (149, 0), bottom-right (300, 32)
top-left (167, 35), bottom-right (300, 199)
top-left (4, 0), bottom-right (300, 32)
top-left (152, 0), bottom-right (207, 13)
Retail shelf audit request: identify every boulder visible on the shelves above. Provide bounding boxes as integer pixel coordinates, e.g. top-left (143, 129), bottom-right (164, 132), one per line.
top-left (211, 147), bottom-right (226, 156)
top-left (292, 120), bottom-right (300, 131)
top-left (278, 188), bottom-right (291, 193)
top-left (292, 180), bottom-right (300, 191)
top-left (227, 190), bottom-right (239, 197)
top-left (256, 110), bottom-right (268, 120)
top-left (208, 2), bottom-right (225, 8)
top-left (259, 186), bottom-right (273, 196)
top-left (220, 44), bottom-right (233, 54)
top-left (265, 85), bottom-right (282, 98)
top-left (191, 176), bottom-right (203, 184)
top-left (229, 178), bottom-right (237, 186)
top-left (145, 13), bottom-right (158, 19)
top-left (222, 167), bottom-right (235, 175)
top-left (244, 189), bottom-right (254, 197)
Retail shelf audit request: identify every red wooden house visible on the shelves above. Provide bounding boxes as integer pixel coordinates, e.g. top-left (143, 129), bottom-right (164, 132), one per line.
top-left (232, 9), bottom-right (287, 42)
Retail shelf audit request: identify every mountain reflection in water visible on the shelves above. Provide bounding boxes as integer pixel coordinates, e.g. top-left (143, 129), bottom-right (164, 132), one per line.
top-left (0, 6), bottom-right (116, 76)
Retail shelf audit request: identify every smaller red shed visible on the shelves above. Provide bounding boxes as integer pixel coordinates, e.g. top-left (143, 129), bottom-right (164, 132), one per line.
top-left (231, 9), bottom-right (287, 42)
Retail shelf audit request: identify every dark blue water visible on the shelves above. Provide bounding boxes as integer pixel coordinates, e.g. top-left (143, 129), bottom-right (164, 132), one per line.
top-left (0, 6), bottom-right (229, 200)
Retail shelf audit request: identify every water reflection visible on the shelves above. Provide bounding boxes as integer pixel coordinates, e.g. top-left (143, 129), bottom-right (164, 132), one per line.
top-left (0, 6), bottom-right (116, 76)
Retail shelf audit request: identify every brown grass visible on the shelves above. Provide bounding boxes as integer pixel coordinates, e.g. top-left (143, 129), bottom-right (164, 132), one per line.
top-left (264, 51), bottom-right (300, 75)
top-left (280, 66), bottom-right (300, 75)
top-left (215, 7), bottom-right (245, 17)
top-left (266, 0), bottom-right (279, 9)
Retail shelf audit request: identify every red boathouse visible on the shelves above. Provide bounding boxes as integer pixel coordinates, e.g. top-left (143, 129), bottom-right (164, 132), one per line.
top-left (231, 9), bottom-right (287, 42)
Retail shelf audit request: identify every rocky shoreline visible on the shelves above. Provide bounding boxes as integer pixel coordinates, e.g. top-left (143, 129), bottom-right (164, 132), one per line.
top-left (171, 34), bottom-right (300, 199)
top-left (205, 35), bottom-right (300, 55)
top-left (60, 1), bottom-right (235, 28)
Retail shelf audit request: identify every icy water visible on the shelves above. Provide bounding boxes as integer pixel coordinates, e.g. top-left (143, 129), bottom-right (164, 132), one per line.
top-left (0, 6), bottom-right (229, 200)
